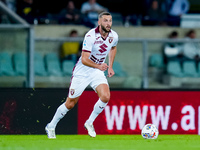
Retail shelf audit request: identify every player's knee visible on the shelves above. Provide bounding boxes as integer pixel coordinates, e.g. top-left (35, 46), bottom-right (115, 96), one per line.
top-left (65, 98), bottom-right (77, 109)
top-left (66, 102), bottom-right (75, 109)
top-left (100, 93), bottom-right (110, 103)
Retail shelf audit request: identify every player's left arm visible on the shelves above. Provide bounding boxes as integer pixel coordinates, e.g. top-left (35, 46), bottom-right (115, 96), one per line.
top-left (108, 46), bottom-right (117, 77)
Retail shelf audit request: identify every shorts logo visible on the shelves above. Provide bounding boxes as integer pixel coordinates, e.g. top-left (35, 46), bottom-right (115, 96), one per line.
top-left (70, 89), bottom-right (75, 95)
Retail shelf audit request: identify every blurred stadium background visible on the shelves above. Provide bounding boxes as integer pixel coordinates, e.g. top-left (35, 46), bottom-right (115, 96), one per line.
top-left (1, 0), bottom-right (200, 89)
top-left (1, 0), bottom-right (200, 139)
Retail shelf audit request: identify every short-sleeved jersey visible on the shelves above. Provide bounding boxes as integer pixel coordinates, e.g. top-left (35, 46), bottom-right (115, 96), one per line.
top-left (72, 26), bottom-right (118, 77)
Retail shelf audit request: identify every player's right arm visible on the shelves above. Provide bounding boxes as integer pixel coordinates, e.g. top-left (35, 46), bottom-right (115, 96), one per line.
top-left (81, 51), bottom-right (108, 71)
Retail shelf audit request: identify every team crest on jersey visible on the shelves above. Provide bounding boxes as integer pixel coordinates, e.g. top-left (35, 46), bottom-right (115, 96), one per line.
top-left (70, 89), bottom-right (75, 95)
top-left (109, 37), bottom-right (113, 43)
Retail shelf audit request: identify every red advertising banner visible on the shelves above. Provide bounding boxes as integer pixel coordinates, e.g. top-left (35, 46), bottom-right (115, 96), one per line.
top-left (78, 91), bottom-right (200, 135)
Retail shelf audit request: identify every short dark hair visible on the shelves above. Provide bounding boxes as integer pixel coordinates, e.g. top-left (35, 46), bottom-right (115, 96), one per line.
top-left (186, 29), bottom-right (195, 37)
top-left (98, 12), bottom-right (111, 19)
top-left (69, 29), bottom-right (78, 36)
top-left (169, 31), bottom-right (178, 38)
top-left (69, 29), bottom-right (78, 35)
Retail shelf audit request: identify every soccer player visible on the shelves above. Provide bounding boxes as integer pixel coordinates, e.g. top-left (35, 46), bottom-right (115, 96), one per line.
top-left (45, 12), bottom-right (118, 138)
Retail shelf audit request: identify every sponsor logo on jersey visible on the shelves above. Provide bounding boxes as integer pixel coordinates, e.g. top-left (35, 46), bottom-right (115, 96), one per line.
top-left (90, 55), bottom-right (105, 64)
top-left (99, 44), bottom-right (108, 53)
top-left (70, 89), bottom-right (75, 95)
top-left (94, 41), bottom-right (103, 44)
top-left (109, 37), bottom-right (113, 43)
top-left (96, 53), bottom-right (106, 56)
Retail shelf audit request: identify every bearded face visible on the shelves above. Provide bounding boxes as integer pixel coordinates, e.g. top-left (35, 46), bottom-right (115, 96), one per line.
top-left (100, 24), bottom-right (111, 33)
top-left (98, 14), bottom-right (112, 34)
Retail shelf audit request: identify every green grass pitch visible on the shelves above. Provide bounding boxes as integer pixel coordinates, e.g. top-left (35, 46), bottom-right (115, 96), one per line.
top-left (0, 135), bottom-right (200, 150)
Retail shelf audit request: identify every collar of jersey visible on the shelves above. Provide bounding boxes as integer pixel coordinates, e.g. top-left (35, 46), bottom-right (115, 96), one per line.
top-left (95, 26), bottom-right (111, 41)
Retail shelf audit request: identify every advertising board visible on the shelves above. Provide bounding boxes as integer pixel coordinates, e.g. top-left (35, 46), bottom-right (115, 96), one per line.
top-left (78, 91), bottom-right (200, 135)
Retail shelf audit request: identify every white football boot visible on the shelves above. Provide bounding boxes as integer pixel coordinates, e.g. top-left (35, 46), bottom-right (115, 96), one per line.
top-left (84, 122), bottom-right (96, 138)
top-left (45, 124), bottom-right (56, 139)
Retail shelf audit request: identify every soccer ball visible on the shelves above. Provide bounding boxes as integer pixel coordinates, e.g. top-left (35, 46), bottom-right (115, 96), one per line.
top-left (141, 124), bottom-right (159, 139)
